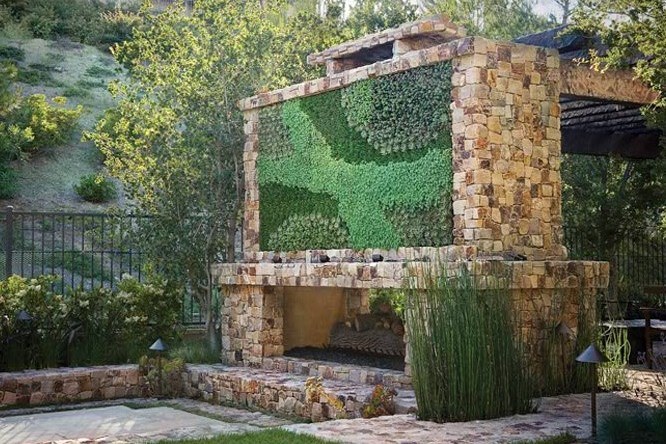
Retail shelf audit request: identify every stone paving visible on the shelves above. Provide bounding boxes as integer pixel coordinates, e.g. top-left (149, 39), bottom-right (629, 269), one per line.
top-left (286, 391), bottom-right (655, 443)
top-left (0, 369), bottom-right (662, 444)
top-left (0, 405), bottom-right (259, 444)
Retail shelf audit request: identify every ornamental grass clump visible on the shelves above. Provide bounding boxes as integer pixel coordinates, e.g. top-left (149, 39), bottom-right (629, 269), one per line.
top-left (406, 266), bottom-right (535, 422)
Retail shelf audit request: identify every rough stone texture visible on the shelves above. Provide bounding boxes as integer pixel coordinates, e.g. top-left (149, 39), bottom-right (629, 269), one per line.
top-left (450, 38), bottom-right (566, 260)
top-left (261, 356), bottom-right (411, 389)
top-left (0, 365), bottom-right (142, 407)
top-left (182, 364), bottom-right (416, 422)
top-left (221, 284), bottom-right (371, 367)
top-left (216, 258), bottom-right (609, 379)
top-left (307, 15), bottom-right (466, 74)
top-left (220, 285), bottom-right (284, 366)
top-left (215, 259), bottom-right (608, 290)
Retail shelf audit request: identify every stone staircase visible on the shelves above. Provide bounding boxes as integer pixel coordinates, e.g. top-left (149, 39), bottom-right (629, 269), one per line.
top-left (183, 359), bottom-right (416, 422)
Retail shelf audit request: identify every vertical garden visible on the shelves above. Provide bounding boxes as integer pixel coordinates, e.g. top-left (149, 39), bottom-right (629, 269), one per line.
top-left (257, 61), bottom-right (455, 251)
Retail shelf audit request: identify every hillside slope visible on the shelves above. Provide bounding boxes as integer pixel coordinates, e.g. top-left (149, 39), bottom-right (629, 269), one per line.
top-left (0, 37), bottom-right (125, 212)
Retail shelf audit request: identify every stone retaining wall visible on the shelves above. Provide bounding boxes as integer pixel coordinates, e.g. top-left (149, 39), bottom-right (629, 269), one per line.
top-left (0, 365), bottom-right (142, 407)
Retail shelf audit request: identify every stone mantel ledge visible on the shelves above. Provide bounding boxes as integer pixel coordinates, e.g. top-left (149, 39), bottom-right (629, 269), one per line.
top-left (214, 259), bottom-right (609, 290)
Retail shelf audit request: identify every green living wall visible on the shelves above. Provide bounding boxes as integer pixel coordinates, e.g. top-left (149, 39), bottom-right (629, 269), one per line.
top-left (257, 61), bottom-right (454, 250)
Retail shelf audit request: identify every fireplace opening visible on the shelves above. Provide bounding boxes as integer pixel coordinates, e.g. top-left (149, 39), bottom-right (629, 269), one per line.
top-left (282, 287), bottom-right (405, 371)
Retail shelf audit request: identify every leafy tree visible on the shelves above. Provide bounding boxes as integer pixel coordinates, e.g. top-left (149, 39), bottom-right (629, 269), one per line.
top-left (572, 1), bottom-right (666, 132)
top-left (561, 154), bottom-right (666, 316)
top-left (563, 1), bottom-right (666, 315)
top-left (87, 1), bottom-right (287, 349)
top-left (345, 0), bottom-right (417, 35)
top-left (423, 0), bottom-right (555, 40)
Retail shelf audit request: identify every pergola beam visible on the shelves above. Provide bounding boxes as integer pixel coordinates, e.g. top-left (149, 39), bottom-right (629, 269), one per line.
top-left (562, 129), bottom-right (661, 158)
top-left (560, 60), bottom-right (659, 105)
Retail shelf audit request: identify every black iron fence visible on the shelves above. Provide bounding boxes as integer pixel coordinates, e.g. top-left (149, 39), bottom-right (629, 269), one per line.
top-left (564, 225), bottom-right (666, 306)
top-left (0, 207), bottom-right (208, 325)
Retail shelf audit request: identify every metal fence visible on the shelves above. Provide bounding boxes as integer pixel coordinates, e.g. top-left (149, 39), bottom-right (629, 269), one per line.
top-left (0, 207), bottom-right (207, 325)
top-left (564, 225), bottom-right (666, 302)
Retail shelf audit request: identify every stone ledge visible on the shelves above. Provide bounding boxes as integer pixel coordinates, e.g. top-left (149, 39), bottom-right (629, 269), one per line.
top-left (214, 260), bottom-right (609, 290)
top-left (184, 364), bottom-right (416, 421)
top-left (262, 356), bottom-right (411, 389)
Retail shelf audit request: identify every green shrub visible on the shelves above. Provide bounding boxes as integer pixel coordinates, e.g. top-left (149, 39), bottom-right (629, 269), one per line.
top-left (76, 78), bottom-right (106, 89)
top-left (62, 85), bottom-right (90, 98)
top-left (0, 274), bottom-right (184, 371)
top-left (139, 355), bottom-right (186, 398)
top-left (0, 162), bottom-right (17, 198)
top-left (10, 95), bottom-right (82, 150)
top-left (599, 408), bottom-right (666, 444)
top-left (16, 67), bottom-right (54, 85)
top-left (85, 65), bottom-right (115, 78)
top-left (369, 289), bottom-right (405, 320)
top-left (0, 45), bottom-right (25, 62)
top-left (406, 266), bottom-right (535, 422)
top-left (74, 173), bottom-right (117, 203)
top-left (169, 338), bottom-right (220, 364)
top-left (2, 0), bottom-right (140, 46)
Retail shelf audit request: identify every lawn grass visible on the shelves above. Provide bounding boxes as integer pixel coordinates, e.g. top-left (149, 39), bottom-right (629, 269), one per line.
top-left (156, 430), bottom-right (336, 444)
top-left (514, 432), bottom-right (577, 444)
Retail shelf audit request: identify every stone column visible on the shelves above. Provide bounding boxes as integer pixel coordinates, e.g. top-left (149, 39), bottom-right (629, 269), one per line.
top-left (450, 38), bottom-right (566, 260)
top-left (221, 285), bottom-right (284, 366)
top-left (242, 109), bottom-right (260, 254)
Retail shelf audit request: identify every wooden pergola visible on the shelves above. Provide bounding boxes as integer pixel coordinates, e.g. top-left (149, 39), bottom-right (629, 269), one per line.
top-left (517, 26), bottom-right (661, 159)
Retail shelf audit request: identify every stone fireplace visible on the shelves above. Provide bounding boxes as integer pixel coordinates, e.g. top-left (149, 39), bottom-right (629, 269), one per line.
top-left (211, 16), bottom-right (633, 382)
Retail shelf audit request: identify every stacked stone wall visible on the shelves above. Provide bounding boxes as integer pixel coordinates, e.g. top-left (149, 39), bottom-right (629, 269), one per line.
top-left (450, 39), bottom-right (565, 260)
top-left (0, 365), bottom-right (141, 407)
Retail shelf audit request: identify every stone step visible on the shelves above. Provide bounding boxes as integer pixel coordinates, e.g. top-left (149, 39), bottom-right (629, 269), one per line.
top-left (183, 364), bottom-right (416, 422)
top-left (261, 356), bottom-right (412, 389)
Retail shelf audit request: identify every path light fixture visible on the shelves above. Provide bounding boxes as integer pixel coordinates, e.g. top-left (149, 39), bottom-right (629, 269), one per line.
top-left (576, 343), bottom-right (608, 437)
top-left (17, 310), bottom-right (33, 367)
top-left (149, 338), bottom-right (168, 397)
top-left (371, 254), bottom-right (384, 262)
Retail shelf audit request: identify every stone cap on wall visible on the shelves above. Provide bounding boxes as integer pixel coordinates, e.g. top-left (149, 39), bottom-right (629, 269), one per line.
top-left (307, 15), bottom-right (465, 75)
top-left (238, 36), bottom-right (478, 111)
top-left (213, 259), bottom-right (609, 290)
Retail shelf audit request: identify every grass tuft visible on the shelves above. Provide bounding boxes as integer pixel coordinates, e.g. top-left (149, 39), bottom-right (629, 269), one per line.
top-left (169, 337), bottom-right (221, 364)
top-left (598, 408), bottom-right (666, 444)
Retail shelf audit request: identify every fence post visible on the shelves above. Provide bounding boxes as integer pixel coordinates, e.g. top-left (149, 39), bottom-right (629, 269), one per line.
top-left (4, 206), bottom-right (13, 278)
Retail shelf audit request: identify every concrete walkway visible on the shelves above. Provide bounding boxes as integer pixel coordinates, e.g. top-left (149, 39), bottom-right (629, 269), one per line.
top-left (0, 405), bottom-right (260, 444)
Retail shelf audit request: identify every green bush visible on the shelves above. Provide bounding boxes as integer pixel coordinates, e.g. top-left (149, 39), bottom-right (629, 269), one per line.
top-left (0, 45), bottom-right (25, 62)
top-left (74, 173), bottom-right (117, 203)
top-left (406, 266), bottom-right (534, 422)
top-left (599, 408), bottom-right (666, 444)
top-left (0, 274), bottom-right (184, 371)
top-left (0, 162), bottom-right (17, 198)
top-left (10, 95), bottom-right (82, 151)
top-left (85, 65), bottom-right (115, 78)
top-left (0, 0), bottom-right (140, 46)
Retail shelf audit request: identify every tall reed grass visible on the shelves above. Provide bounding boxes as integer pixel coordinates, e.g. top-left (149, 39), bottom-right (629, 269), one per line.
top-left (406, 265), bottom-right (535, 422)
top-left (538, 290), bottom-right (596, 396)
